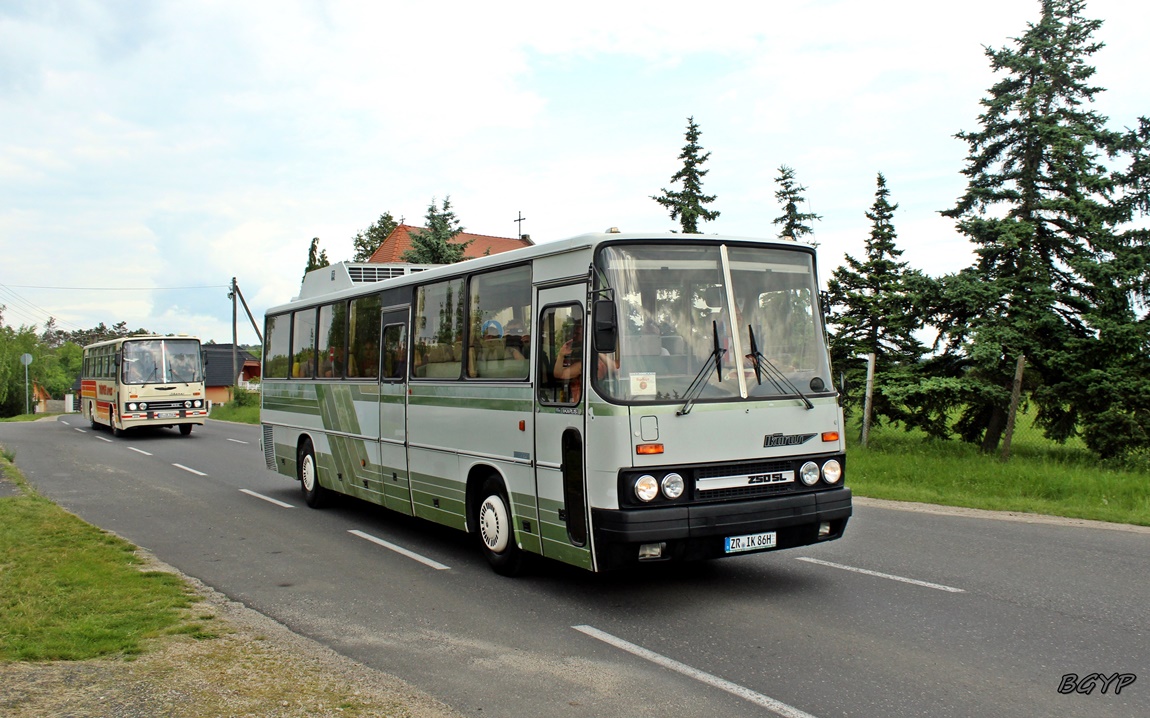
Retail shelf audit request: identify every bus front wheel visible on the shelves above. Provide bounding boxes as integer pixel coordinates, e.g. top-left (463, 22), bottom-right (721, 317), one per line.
top-left (179, 424), bottom-right (192, 436)
top-left (475, 476), bottom-right (525, 576)
top-left (299, 440), bottom-right (327, 508)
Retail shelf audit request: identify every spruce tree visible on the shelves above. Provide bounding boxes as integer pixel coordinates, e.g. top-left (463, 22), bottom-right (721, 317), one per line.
top-left (352, 212), bottom-right (398, 262)
top-left (826, 174), bottom-right (926, 425)
top-left (651, 116), bottom-right (720, 233)
top-left (772, 166), bottom-right (821, 242)
top-left (931, 0), bottom-right (1150, 456)
top-left (401, 197), bottom-right (472, 264)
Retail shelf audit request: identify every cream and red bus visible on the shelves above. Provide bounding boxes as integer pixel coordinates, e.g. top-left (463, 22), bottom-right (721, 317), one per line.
top-left (80, 335), bottom-right (208, 436)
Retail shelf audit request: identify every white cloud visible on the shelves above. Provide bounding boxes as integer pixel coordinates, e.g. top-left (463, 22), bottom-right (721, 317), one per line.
top-left (1, 0), bottom-right (1147, 343)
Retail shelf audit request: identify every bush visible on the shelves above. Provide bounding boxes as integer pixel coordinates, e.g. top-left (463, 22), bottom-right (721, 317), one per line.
top-left (230, 386), bottom-right (259, 408)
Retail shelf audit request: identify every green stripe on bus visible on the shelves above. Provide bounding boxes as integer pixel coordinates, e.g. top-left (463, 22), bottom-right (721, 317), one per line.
top-left (409, 395), bottom-right (532, 412)
top-left (541, 538), bottom-right (592, 569)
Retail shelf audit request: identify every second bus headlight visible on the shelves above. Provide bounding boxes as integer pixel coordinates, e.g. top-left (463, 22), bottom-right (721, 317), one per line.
top-left (635, 475), bottom-right (659, 502)
top-left (822, 459), bottom-right (842, 484)
top-left (661, 473), bottom-right (685, 500)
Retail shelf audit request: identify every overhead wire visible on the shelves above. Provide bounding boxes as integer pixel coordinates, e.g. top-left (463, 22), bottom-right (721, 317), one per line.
top-left (0, 284), bottom-right (88, 331)
top-left (0, 281), bottom-right (225, 332)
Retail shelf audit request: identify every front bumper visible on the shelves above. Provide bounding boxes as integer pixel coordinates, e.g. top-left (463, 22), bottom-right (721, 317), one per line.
top-left (592, 487), bottom-right (852, 570)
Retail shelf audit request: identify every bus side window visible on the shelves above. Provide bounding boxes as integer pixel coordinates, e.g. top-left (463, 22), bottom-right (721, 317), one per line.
top-left (264, 313), bottom-right (292, 379)
top-left (292, 308), bottom-right (318, 379)
top-left (413, 278), bottom-right (465, 381)
top-left (382, 323), bottom-right (407, 379)
top-left (538, 304), bottom-right (583, 405)
top-left (347, 294), bottom-right (382, 379)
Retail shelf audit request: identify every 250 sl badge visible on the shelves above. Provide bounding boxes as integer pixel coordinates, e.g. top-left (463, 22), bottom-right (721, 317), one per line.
top-left (747, 472), bottom-right (788, 484)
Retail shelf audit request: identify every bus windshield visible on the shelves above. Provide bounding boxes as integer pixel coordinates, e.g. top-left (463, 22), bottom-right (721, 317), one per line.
top-left (594, 243), bottom-right (832, 405)
top-left (122, 339), bottom-right (203, 385)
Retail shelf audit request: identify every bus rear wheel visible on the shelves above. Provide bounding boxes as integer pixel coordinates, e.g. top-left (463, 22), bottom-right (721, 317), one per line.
top-left (475, 476), bottom-right (525, 576)
top-left (298, 440), bottom-right (327, 508)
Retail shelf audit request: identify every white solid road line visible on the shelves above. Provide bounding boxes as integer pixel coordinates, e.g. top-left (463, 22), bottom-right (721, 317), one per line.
top-left (172, 463), bottom-right (207, 476)
top-left (573, 625), bottom-right (820, 718)
top-left (239, 488), bottom-right (294, 508)
top-left (348, 529), bottom-right (450, 570)
top-left (796, 557), bottom-right (965, 593)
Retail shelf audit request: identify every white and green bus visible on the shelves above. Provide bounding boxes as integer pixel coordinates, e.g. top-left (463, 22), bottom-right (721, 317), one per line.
top-left (260, 231), bottom-right (851, 574)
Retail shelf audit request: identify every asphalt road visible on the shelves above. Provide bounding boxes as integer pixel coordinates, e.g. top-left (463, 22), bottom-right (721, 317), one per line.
top-left (3, 416), bottom-right (1147, 718)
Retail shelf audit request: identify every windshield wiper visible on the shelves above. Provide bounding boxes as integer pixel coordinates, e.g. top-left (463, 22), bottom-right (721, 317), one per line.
top-left (747, 326), bottom-right (814, 410)
top-left (678, 321), bottom-right (726, 416)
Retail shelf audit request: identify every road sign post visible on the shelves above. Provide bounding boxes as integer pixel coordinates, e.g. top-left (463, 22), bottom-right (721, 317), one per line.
top-left (20, 353), bottom-right (33, 416)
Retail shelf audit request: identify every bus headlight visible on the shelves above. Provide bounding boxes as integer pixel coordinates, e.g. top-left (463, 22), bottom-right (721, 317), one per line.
top-left (635, 475), bottom-right (659, 502)
top-left (184, 401), bottom-right (192, 408)
top-left (193, 400), bottom-right (203, 408)
top-left (139, 403), bottom-right (147, 411)
top-left (661, 473), bottom-right (685, 500)
top-left (128, 403), bottom-right (137, 411)
top-left (822, 460), bottom-right (842, 484)
top-left (800, 461), bottom-right (820, 486)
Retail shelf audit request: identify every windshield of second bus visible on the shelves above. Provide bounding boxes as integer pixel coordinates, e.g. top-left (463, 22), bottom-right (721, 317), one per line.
top-left (594, 243), bottom-right (831, 405)
top-left (122, 339), bottom-right (203, 385)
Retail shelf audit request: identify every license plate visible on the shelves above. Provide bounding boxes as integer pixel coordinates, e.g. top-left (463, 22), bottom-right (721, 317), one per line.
top-left (724, 531), bottom-right (777, 553)
top-left (156, 411), bottom-right (178, 419)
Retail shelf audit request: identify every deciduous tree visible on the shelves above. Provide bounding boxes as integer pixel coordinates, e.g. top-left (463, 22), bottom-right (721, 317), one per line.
top-left (303, 237), bottom-right (330, 281)
top-left (352, 212), bottom-right (398, 262)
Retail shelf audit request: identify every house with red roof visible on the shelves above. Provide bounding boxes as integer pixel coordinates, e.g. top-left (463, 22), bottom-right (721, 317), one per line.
top-left (366, 224), bottom-right (533, 264)
top-left (296, 224), bottom-right (536, 301)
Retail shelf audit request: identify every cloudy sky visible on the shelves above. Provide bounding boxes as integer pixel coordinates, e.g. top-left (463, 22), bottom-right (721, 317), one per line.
top-left (1, 0), bottom-right (1147, 346)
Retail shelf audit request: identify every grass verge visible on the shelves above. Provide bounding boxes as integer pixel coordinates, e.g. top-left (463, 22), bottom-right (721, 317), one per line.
top-left (846, 420), bottom-right (1150, 527)
top-left (0, 465), bottom-right (202, 661)
top-left (0, 445), bottom-right (456, 717)
top-left (208, 402), bottom-right (259, 424)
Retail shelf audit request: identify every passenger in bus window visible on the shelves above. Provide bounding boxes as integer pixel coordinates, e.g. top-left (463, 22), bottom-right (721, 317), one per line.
top-left (504, 319), bottom-right (528, 361)
top-left (554, 323), bottom-right (614, 402)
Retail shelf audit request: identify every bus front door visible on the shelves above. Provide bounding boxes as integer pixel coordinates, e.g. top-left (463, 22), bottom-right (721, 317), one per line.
top-left (533, 285), bottom-right (593, 571)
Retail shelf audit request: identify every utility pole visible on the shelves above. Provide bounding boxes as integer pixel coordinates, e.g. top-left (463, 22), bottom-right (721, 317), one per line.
top-left (231, 280), bottom-right (263, 344)
top-left (861, 353), bottom-right (876, 446)
top-left (1000, 354), bottom-right (1027, 462)
top-left (230, 278), bottom-right (238, 390)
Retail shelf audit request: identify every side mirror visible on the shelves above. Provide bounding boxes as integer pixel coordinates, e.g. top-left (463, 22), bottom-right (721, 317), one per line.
top-left (593, 300), bottom-right (617, 354)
